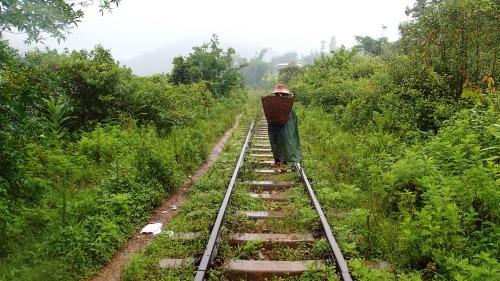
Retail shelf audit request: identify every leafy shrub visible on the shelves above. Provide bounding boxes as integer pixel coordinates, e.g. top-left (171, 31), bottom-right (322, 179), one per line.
top-left (292, 63), bottom-right (499, 278)
top-left (349, 258), bottom-right (423, 281)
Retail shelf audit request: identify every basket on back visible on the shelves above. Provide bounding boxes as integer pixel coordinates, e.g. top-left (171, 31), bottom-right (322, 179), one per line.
top-left (261, 95), bottom-right (294, 126)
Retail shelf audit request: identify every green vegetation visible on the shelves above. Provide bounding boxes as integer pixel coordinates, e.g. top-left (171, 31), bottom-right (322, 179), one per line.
top-left (283, 1), bottom-right (499, 279)
top-left (0, 0), bottom-right (121, 43)
top-left (0, 34), bottom-right (246, 280)
top-left (121, 103), bottom-right (258, 281)
top-left (1, 0), bottom-right (499, 280)
top-left (168, 34), bottom-right (245, 98)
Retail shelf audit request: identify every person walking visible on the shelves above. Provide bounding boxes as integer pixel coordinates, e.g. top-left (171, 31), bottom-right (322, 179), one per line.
top-left (266, 84), bottom-right (302, 172)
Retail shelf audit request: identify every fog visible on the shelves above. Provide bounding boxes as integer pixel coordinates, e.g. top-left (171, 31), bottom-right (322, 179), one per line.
top-left (6, 0), bottom-right (415, 75)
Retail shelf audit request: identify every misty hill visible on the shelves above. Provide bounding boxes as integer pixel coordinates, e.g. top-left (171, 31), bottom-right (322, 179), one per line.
top-left (121, 38), bottom-right (276, 77)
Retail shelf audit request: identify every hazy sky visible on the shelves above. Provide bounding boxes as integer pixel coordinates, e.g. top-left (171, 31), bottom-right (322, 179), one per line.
top-left (8, 0), bottom-right (415, 61)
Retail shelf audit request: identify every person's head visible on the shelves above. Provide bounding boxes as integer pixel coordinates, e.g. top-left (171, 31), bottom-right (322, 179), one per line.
top-left (271, 84), bottom-right (293, 97)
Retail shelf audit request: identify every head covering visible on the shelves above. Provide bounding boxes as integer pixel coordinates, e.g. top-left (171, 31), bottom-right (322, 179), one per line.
top-left (271, 84), bottom-right (292, 95)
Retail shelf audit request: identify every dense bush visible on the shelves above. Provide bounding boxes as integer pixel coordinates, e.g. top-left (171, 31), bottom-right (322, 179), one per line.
top-left (0, 40), bottom-right (246, 280)
top-left (289, 8), bottom-right (499, 275)
top-left (294, 48), bottom-right (460, 137)
top-left (297, 90), bottom-right (499, 279)
top-left (168, 34), bottom-right (245, 98)
top-left (1, 0), bottom-right (498, 279)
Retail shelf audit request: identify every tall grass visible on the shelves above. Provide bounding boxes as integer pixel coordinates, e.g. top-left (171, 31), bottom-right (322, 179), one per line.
top-left (0, 90), bottom-right (247, 281)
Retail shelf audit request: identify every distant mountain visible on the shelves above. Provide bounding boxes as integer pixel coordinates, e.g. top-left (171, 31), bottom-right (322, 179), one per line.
top-left (119, 39), bottom-right (194, 76)
top-left (120, 38), bottom-right (273, 77)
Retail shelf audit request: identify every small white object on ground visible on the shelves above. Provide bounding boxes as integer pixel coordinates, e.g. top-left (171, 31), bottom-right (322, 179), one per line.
top-left (140, 223), bottom-right (162, 235)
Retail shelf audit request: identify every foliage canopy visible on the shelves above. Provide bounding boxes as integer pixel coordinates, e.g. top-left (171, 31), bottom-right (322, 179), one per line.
top-left (0, 0), bottom-right (121, 43)
top-left (168, 34), bottom-right (245, 98)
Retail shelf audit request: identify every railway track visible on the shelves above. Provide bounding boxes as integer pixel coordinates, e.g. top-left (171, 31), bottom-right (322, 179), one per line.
top-left (160, 114), bottom-right (351, 280)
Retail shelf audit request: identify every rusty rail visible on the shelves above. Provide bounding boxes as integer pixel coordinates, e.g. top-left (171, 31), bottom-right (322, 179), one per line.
top-left (193, 115), bottom-right (352, 280)
top-left (194, 115), bottom-right (256, 281)
top-left (295, 162), bottom-right (352, 281)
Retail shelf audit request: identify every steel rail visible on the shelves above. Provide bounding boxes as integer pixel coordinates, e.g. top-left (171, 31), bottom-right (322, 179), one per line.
top-left (295, 163), bottom-right (353, 281)
top-left (194, 115), bottom-right (256, 281)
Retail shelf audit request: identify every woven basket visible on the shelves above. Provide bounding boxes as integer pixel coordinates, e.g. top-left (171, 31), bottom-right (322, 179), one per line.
top-left (261, 95), bottom-right (294, 126)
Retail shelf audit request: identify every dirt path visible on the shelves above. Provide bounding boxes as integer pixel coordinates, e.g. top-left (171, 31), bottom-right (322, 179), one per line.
top-left (90, 113), bottom-right (243, 281)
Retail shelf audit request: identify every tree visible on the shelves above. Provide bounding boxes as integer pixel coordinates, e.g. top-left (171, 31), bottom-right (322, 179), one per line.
top-left (320, 40), bottom-right (326, 53)
top-left (301, 50), bottom-right (321, 65)
top-left (1, 45), bottom-right (132, 130)
top-left (329, 36), bottom-right (338, 52)
top-left (168, 34), bottom-right (244, 98)
top-left (400, 0), bottom-right (500, 99)
top-left (0, 37), bottom-right (16, 71)
top-left (354, 35), bottom-right (388, 55)
top-left (278, 62), bottom-right (303, 85)
top-left (241, 48), bottom-right (272, 89)
top-left (58, 45), bottom-right (132, 128)
top-left (270, 51), bottom-right (300, 72)
top-left (0, 0), bottom-right (121, 43)
top-left (168, 56), bottom-right (192, 85)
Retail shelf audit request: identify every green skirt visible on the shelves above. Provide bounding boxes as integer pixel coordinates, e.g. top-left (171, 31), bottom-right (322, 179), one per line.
top-left (267, 108), bottom-right (302, 163)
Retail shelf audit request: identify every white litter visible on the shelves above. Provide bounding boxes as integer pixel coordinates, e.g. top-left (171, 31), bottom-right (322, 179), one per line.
top-left (170, 205), bottom-right (178, 210)
top-left (140, 223), bottom-right (162, 235)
